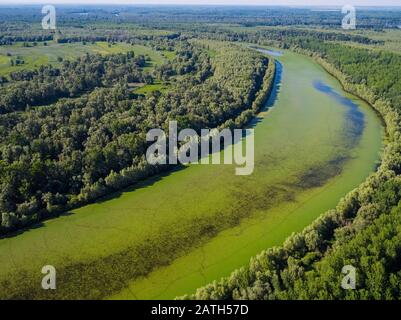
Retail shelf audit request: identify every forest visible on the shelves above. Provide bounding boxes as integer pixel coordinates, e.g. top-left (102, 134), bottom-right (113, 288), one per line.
top-left (0, 52), bottom-right (150, 113)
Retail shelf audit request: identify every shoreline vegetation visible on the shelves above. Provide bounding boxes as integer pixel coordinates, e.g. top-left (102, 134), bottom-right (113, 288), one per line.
top-left (183, 43), bottom-right (401, 300)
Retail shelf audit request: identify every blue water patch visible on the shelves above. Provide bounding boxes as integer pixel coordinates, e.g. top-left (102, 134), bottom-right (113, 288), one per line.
top-left (313, 80), bottom-right (365, 146)
top-left (252, 47), bottom-right (284, 57)
top-left (249, 61), bottom-right (283, 128)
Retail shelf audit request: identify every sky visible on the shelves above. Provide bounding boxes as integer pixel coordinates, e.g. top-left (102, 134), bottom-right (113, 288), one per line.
top-left (3, 0), bottom-right (401, 6)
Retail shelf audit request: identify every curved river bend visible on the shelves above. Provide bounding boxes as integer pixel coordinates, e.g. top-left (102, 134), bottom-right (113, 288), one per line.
top-left (0, 49), bottom-right (383, 300)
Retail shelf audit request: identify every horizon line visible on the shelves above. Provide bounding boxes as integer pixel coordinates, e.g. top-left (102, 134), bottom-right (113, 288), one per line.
top-left (2, 2), bottom-right (401, 7)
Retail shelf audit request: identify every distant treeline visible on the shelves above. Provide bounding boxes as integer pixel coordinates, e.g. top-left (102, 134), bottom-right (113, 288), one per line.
top-left (0, 34), bottom-right (53, 45)
top-left (1, 6), bottom-right (401, 29)
top-left (0, 32), bottom-right (181, 46)
top-left (0, 25), bottom-right (382, 48)
top-left (193, 27), bottom-right (383, 46)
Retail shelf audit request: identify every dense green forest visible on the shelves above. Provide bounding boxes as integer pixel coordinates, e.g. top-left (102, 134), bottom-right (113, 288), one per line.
top-left (0, 52), bottom-right (150, 113)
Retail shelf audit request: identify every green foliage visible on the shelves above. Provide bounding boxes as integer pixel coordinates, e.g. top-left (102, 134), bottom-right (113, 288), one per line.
top-left (0, 51), bottom-right (147, 113)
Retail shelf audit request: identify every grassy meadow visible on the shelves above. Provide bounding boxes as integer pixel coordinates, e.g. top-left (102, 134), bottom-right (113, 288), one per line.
top-left (0, 41), bottom-right (171, 76)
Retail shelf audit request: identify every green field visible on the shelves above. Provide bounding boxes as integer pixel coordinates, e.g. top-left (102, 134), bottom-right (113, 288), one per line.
top-left (0, 41), bottom-right (170, 76)
top-left (160, 50), bottom-right (177, 61)
top-left (0, 50), bottom-right (383, 299)
top-left (134, 80), bottom-right (169, 94)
